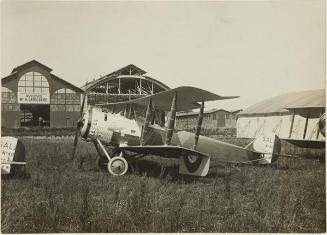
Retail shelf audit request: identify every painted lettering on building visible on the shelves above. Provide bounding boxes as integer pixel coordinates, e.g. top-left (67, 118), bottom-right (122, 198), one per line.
top-left (18, 92), bottom-right (50, 104)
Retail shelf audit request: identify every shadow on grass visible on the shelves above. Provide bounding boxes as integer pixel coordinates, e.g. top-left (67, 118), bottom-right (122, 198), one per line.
top-left (128, 159), bottom-right (179, 178)
top-left (1, 172), bottom-right (31, 180)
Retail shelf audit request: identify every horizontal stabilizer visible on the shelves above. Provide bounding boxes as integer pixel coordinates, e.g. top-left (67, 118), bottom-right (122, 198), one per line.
top-left (98, 86), bottom-right (239, 111)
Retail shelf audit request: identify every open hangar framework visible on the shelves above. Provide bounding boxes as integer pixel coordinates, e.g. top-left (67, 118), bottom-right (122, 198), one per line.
top-left (81, 64), bottom-right (170, 126)
top-left (81, 64), bottom-right (170, 104)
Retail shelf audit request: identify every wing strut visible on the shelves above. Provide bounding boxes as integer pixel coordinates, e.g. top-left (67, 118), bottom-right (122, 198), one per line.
top-left (141, 98), bottom-right (152, 145)
top-left (123, 104), bottom-right (128, 117)
top-left (151, 109), bottom-right (156, 125)
top-left (128, 104), bottom-right (133, 119)
top-left (193, 100), bottom-right (204, 150)
top-left (165, 92), bottom-right (177, 145)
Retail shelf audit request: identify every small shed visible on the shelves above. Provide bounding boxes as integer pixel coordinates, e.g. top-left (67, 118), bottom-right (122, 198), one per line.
top-left (176, 109), bottom-right (242, 130)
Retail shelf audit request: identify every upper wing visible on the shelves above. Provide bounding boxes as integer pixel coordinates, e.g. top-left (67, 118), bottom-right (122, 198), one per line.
top-left (97, 86), bottom-right (239, 111)
top-left (119, 145), bottom-right (210, 158)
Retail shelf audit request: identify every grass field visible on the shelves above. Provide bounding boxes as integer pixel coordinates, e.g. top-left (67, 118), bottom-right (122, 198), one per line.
top-left (1, 138), bottom-right (325, 233)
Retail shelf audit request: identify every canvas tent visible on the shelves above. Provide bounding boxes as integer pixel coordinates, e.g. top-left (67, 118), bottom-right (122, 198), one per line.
top-left (237, 89), bottom-right (325, 141)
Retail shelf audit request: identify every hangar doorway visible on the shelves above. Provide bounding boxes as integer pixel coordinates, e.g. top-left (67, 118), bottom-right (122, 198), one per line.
top-left (20, 104), bottom-right (50, 127)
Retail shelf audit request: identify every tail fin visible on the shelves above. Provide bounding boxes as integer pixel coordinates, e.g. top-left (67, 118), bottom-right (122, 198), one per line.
top-left (252, 134), bottom-right (281, 164)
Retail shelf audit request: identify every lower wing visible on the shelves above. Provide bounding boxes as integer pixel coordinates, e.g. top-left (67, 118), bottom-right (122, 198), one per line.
top-left (281, 138), bottom-right (325, 149)
top-left (119, 145), bottom-right (211, 176)
top-left (119, 145), bottom-right (210, 158)
top-left (118, 143), bottom-right (276, 176)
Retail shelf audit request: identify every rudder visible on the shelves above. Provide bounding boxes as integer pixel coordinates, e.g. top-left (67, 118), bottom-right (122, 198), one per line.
top-left (252, 134), bottom-right (281, 164)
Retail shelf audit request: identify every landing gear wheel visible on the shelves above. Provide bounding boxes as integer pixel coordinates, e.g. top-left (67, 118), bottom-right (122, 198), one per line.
top-left (107, 156), bottom-right (128, 176)
top-left (96, 156), bottom-right (109, 170)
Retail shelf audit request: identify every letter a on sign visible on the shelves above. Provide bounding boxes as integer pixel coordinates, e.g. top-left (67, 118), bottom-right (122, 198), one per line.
top-left (1, 137), bottom-right (18, 174)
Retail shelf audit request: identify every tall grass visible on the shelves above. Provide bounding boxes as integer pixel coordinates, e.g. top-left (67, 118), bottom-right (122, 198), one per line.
top-left (1, 138), bottom-right (325, 233)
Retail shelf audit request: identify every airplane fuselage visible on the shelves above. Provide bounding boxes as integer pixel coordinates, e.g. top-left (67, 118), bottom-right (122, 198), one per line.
top-left (79, 108), bottom-right (272, 164)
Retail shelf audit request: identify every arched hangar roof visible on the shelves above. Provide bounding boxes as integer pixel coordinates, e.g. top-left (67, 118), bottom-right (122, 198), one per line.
top-left (81, 64), bottom-right (170, 92)
top-left (238, 89), bottom-right (325, 117)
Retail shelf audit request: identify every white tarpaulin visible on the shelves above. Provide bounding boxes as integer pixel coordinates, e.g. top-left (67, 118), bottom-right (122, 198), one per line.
top-left (237, 90), bottom-right (325, 141)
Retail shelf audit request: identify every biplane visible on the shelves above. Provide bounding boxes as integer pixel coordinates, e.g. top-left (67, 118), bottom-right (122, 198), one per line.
top-left (72, 86), bottom-right (281, 177)
top-left (281, 112), bottom-right (325, 149)
top-left (1, 136), bottom-right (27, 175)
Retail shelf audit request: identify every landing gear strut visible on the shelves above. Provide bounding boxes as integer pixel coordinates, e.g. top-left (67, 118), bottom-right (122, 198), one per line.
top-left (94, 139), bottom-right (128, 176)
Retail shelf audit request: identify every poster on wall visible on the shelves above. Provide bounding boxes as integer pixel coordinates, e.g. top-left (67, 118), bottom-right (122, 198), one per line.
top-left (17, 92), bottom-right (50, 104)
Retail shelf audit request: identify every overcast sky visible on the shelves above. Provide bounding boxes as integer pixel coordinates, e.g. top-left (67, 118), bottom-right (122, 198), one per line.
top-left (1, 0), bottom-right (325, 110)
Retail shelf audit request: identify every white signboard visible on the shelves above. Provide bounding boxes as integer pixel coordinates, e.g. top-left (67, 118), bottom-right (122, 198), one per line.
top-left (1, 136), bottom-right (18, 174)
top-left (18, 92), bottom-right (50, 104)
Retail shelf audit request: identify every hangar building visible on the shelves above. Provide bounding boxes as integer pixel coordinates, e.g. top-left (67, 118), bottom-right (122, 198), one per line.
top-left (237, 89), bottom-right (325, 141)
top-left (1, 60), bottom-right (83, 128)
top-left (82, 64), bottom-right (170, 104)
top-left (81, 64), bottom-right (170, 125)
top-left (176, 109), bottom-right (242, 130)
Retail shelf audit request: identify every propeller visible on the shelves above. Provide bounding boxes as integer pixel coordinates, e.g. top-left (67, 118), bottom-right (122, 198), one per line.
top-left (71, 92), bottom-right (87, 160)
